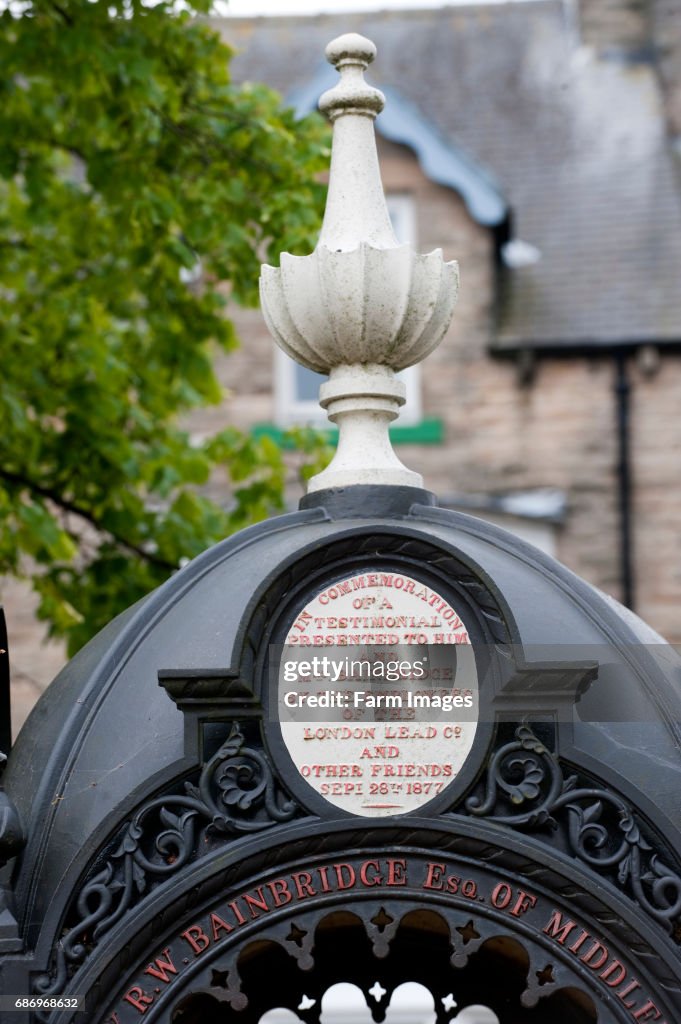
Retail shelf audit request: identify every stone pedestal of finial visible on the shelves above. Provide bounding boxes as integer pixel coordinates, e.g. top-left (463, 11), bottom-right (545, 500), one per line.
top-left (260, 33), bottom-right (459, 493)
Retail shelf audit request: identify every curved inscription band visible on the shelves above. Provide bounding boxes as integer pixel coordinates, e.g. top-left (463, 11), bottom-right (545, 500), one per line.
top-left (95, 848), bottom-right (677, 1024)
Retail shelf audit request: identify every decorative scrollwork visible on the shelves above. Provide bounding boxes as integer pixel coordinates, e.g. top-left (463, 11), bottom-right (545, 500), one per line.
top-left (463, 725), bottom-right (681, 933)
top-left (34, 725), bottom-right (299, 1002)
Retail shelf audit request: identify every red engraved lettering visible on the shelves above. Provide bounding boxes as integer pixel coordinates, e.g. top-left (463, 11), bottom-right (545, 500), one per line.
top-left (568, 929), bottom-right (590, 953)
top-left (580, 940), bottom-right (609, 971)
top-left (143, 948), bottom-right (177, 984)
top-left (633, 1002), bottom-right (662, 1021)
top-left (228, 900), bottom-right (247, 925)
top-left (292, 871), bottom-right (316, 899)
top-left (181, 924), bottom-right (210, 955)
top-left (617, 980), bottom-right (641, 1008)
top-left (318, 865), bottom-right (332, 892)
top-left (423, 862), bottom-right (446, 890)
top-left (334, 863), bottom-right (356, 890)
top-left (294, 611), bottom-right (312, 633)
top-left (123, 987), bottom-right (154, 1014)
top-left (387, 858), bottom-right (407, 886)
top-left (210, 913), bottom-right (234, 940)
top-left (268, 878), bottom-right (293, 907)
top-left (243, 887), bottom-right (270, 918)
top-left (542, 910), bottom-right (576, 944)
top-left (510, 891), bottom-right (537, 917)
top-left (600, 960), bottom-right (628, 988)
top-left (491, 883), bottom-right (513, 910)
top-left (359, 860), bottom-right (382, 887)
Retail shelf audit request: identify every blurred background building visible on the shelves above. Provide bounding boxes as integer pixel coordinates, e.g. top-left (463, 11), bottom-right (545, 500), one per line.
top-left (5, 0), bottom-right (681, 733)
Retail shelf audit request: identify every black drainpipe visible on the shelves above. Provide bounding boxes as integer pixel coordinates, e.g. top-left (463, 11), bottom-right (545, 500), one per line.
top-left (614, 351), bottom-right (634, 610)
top-left (506, 338), bottom-right (657, 614)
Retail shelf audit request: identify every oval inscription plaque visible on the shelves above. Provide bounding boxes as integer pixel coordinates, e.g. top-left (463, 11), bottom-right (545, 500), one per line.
top-left (278, 570), bottom-right (478, 817)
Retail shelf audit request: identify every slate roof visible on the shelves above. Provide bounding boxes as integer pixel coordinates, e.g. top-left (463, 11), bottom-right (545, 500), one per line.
top-left (215, 2), bottom-right (681, 350)
top-left (291, 66), bottom-right (511, 232)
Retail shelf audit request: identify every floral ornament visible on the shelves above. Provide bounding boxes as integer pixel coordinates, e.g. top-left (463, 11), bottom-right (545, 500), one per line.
top-left (33, 725), bottom-right (299, 1010)
top-left (464, 725), bottom-right (681, 932)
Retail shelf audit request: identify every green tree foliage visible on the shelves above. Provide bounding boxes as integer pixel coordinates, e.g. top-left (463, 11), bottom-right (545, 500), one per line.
top-left (0, 0), bottom-right (332, 653)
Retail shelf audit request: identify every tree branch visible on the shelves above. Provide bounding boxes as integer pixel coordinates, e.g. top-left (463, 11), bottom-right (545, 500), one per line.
top-left (47, 1), bottom-right (74, 26)
top-left (0, 467), bottom-right (178, 572)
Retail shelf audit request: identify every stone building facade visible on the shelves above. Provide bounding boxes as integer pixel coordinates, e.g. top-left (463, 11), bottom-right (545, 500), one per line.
top-left (4, 0), bottom-right (681, 735)
top-left (214, 0), bottom-right (681, 634)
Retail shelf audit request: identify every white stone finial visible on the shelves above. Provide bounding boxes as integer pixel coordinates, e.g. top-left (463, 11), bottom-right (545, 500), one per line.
top-left (259, 34), bottom-right (459, 493)
top-left (317, 35), bottom-right (395, 253)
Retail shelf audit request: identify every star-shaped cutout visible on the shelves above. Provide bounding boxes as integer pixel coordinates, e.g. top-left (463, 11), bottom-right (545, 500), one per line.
top-left (210, 967), bottom-right (230, 989)
top-left (369, 981), bottom-right (387, 1002)
top-left (442, 993), bottom-right (457, 1012)
top-left (298, 995), bottom-right (316, 1011)
top-left (287, 923), bottom-right (308, 947)
top-left (371, 907), bottom-right (394, 932)
top-left (536, 964), bottom-right (554, 986)
top-left (456, 920), bottom-right (480, 945)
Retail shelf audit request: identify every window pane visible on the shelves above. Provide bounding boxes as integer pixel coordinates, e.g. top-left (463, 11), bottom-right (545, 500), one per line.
top-left (295, 363), bottom-right (326, 402)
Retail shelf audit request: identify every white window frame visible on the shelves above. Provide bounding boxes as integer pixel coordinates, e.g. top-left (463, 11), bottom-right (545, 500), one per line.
top-left (385, 192), bottom-right (417, 251)
top-left (274, 353), bottom-right (421, 427)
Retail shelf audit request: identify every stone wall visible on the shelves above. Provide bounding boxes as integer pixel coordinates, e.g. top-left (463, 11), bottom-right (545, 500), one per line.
top-left (578, 0), bottom-right (681, 139)
top-left (652, 0), bottom-right (681, 139)
top-left (577, 0), bottom-right (651, 53)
